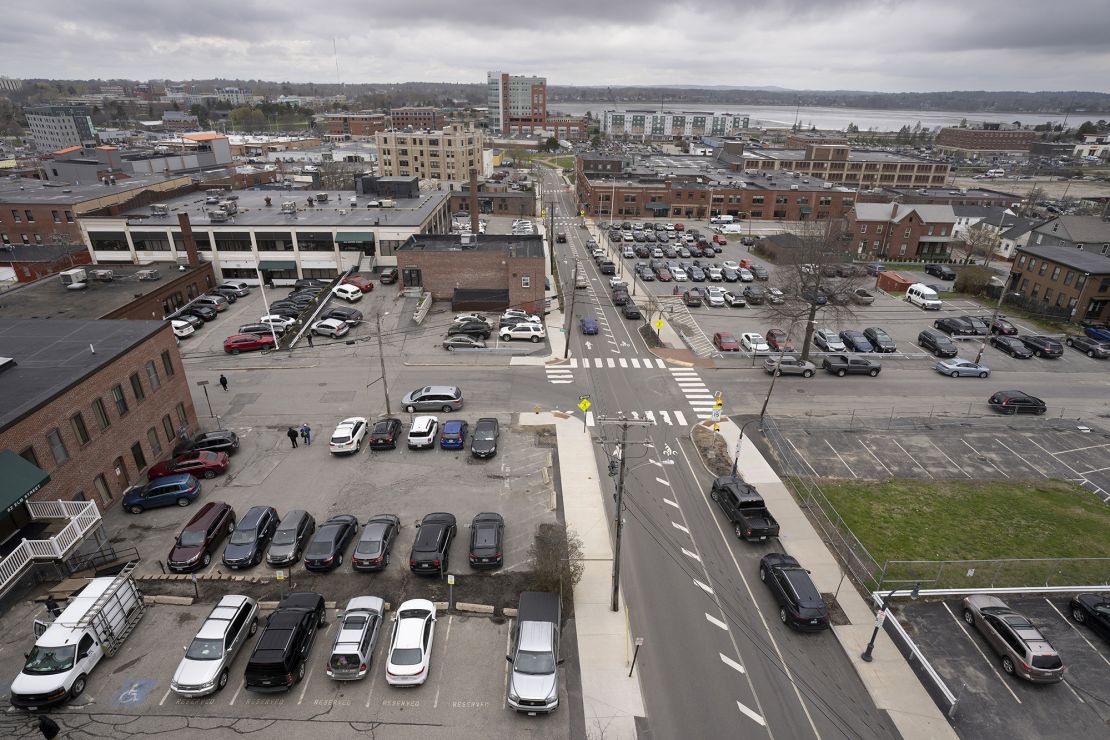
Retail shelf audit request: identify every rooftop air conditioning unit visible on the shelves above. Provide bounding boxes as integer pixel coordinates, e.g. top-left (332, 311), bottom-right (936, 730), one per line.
top-left (176, 255), bottom-right (190, 266)
top-left (822, 182), bottom-right (833, 189)
top-left (151, 203), bottom-right (169, 215)
top-left (790, 184), bottom-right (799, 190)
top-left (208, 209), bottom-right (229, 222)
top-left (136, 269), bottom-right (161, 281)
top-left (90, 269), bottom-right (114, 281)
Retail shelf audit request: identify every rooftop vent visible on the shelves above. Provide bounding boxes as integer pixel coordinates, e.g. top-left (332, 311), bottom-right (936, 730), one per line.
top-left (136, 269), bottom-right (161, 281)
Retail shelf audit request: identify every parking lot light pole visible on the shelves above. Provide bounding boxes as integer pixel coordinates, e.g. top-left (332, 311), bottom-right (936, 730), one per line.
top-left (861, 582), bottom-right (920, 663)
top-left (732, 418), bottom-right (764, 478)
top-left (974, 261), bottom-right (1017, 365)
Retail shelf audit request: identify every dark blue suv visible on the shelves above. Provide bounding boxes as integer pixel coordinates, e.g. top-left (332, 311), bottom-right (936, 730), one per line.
top-left (123, 474), bottom-right (201, 514)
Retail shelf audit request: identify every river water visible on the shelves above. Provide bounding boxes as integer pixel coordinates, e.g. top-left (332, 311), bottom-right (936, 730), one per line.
top-left (547, 102), bottom-right (1081, 132)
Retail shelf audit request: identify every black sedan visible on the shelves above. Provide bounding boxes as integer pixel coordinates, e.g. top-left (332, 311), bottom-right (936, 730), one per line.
top-left (352, 514), bottom-right (401, 571)
top-left (268, 305), bottom-right (302, 319)
top-left (990, 335), bottom-right (1033, 358)
top-left (367, 418), bottom-right (404, 450)
top-left (182, 305), bottom-right (217, 322)
top-left (934, 316), bottom-right (973, 335)
top-left (957, 315), bottom-right (989, 336)
top-left (173, 430), bottom-right (240, 457)
top-left (323, 306), bottom-right (364, 325)
top-left (1018, 335), bottom-right (1064, 358)
top-left (471, 418), bottom-right (500, 458)
top-left (447, 321), bottom-right (492, 339)
top-left (1069, 593), bottom-right (1110, 642)
top-left (304, 515), bottom-right (359, 572)
top-left (987, 390), bottom-right (1046, 415)
top-left (759, 553), bottom-right (829, 631)
top-left (409, 512), bottom-right (456, 575)
top-left (1065, 335), bottom-right (1110, 358)
top-left (839, 330), bottom-right (874, 353)
top-left (980, 315), bottom-right (1018, 335)
top-left (468, 512), bottom-right (504, 570)
top-left (222, 505), bottom-right (279, 569)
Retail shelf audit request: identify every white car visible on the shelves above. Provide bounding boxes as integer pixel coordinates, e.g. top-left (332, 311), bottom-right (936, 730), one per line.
top-left (500, 324), bottom-right (546, 342)
top-left (741, 333), bottom-right (770, 353)
top-left (665, 223), bottom-right (675, 231)
top-left (707, 267), bottom-right (723, 281)
top-left (329, 417), bottom-right (368, 455)
top-left (738, 268), bottom-right (754, 282)
top-left (609, 277), bottom-right (628, 289)
top-left (813, 329), bottom-right (846, 352)
top-left (171, 595), bottom-right (258, 697)
top-left (386, 599), bottom-right (437, 686)
top-left (326, 597), bottom-right (384, 681)
top-left (671, 267), bottom-right (688, 281)
top-left (453, 313), bottom-right (488, 325)
top-left (502, 309), bottom-right (539, 322)
top-left (703, 286), bottom-right (726, 307)
top-left (723, 291), bottom-right (746, 308)
top-left (722, 260), bottom-right (740, 271)
top-left (311, 318), bottom-right (350, 338)
top-left (767, 288), bottom-right (786, 304)
top-left (622, 247), bottom-right (635, 258)
top-left (171, 319), bottom-right (195, 339)
top-left (407, 416), bottom-right (438, 449)
top-left (260, 314), bottom-right (295, 328)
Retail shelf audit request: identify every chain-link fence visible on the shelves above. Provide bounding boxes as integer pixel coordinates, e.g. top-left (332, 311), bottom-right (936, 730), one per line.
top-left (765, 406), bottom-right (1103, 431)
top-left (878, 558), bottom-right (1110, 590)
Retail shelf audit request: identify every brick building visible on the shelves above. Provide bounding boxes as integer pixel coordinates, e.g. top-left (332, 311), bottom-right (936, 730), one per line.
top-left (395, 233), bottom-right (545, 313)
top-left (934, 127), bottom-right (1039, 158)
top-left (0, 243), bottom-right (91, 284)
top-left (375, 124), bottom-right (486, 181)
top-left (0, 319), bottom-right (200, 533)
top-left (449, 187), bottom-right (536, 217)
top-left (714, 141), bottom-right (950, 188)
top-left (390, 107), bottom-right (445, 130)
top-left (859, 186), bottom-right (1022, 209)
top-left (320, 111), bottom-right (387, 138)
top-left (846, 202), bottom-right (957, 260)
top-left (487, 71), bottom-right (547, 134)
top-left (1009, 244), bottom-right (1110, 322)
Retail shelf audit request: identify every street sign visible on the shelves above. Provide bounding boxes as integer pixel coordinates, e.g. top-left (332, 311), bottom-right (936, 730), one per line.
top-left (711, 408), bottom-right (722, 422)
top-left (447, 574), bottom-right (456, 586)
top-left (654, 319), bottom-right (664, 330)
top-left (578, 398), bottom-right (592, 412)
top-left (275, 570), bottom-right (285, 580)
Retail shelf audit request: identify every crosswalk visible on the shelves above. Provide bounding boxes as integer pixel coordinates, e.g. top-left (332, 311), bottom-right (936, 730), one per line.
top-left (670, 366), bottom-right (719, 420)
top-left (585, 409), bottom-right (690, 427)
top-left (545, 365), bottom-right (574, 384)
top-left (568, 357), bottom-right (668, 369)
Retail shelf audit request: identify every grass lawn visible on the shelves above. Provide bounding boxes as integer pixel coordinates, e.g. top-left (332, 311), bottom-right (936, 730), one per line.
top-left (819, 479), bottom-right (1110, 565)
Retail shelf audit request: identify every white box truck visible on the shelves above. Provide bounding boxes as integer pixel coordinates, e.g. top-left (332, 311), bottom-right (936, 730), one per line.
top-left (9, 566), bottom-right (145, 710)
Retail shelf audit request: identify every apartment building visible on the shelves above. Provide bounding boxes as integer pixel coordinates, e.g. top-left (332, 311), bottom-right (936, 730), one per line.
top-left (1009, 244), bottom-right (1110, 322)
top-left (846, 202), bottom-right (957, 260)
top-left (934, 127), bottom-right (1039, 157)
top-left (602, 110), bottom-right (749, 139)
top-left (320, 111), bottom-right (387, 138)
top-left (390, 107), bottom-right (445, 130)
top-left (375, 124), bottom-right (486, 181)
top-left (487, 72), bottom-right (547, 134)
top-left (24, 105), bottom-right (98, 151)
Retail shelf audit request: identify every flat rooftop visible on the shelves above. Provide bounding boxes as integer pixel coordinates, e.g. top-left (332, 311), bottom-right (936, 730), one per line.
top-left (399, 233), bottom-right (544, 259)
top-left (884, 186), bottom-right (1020, 198)
top-left (0, 318), bottom-right (167, 431)
top-left (0, 263), bottom-right (204, 321)
top-left (111, 188), bottom-right (448, 229)
top-left (0, 173), bottom-right (185, 205)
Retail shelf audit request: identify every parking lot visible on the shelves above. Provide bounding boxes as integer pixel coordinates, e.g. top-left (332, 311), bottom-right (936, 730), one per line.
top-left (0, 601), bottom-right (569, 739)
top-left (903, 596), bottom-right (1110, 740)
top-left (773, 419), bottom-right (1110, 499)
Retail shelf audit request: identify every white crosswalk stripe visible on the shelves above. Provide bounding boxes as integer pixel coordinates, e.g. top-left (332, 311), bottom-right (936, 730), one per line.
top-left (545, 364), bottom-right (574, 385)
top-left (580, 410), bottom-right (692, 427)
top-left (566, 357), bottom-right (669, 370)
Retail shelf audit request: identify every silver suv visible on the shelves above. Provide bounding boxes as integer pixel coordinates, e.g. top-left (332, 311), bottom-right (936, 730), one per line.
top-left (171, 595), bottom-right (258, 696)
top-left (962, 595), bottom-right (1065, 682)
top-left (401, 385), bottom-right (463, 413)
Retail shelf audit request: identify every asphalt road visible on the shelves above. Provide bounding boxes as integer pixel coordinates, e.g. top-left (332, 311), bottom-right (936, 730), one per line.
top-left (537, 168), bottom-right (898, 740)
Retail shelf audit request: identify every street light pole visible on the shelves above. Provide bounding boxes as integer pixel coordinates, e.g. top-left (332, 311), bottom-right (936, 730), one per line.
top-left (974, 260), bottom-right (1018, 365)
top-left (376, 313), bottom-right (391, 415)
top-left (731, 418), bottom-right (764, 478)
top-left (564, 261), bottom-right (580, 359)
top-left (861, 582), bottom-right (920, 662)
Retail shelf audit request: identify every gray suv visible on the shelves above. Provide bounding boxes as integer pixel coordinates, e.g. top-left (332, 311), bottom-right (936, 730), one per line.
top-left (401, 385), bottom-right (463, 413)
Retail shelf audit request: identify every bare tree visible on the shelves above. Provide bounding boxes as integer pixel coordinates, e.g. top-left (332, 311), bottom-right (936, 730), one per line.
top-left (756, 224), bottom-right (868, 362)
top-left (962, 223), bottom-right (1001, 265)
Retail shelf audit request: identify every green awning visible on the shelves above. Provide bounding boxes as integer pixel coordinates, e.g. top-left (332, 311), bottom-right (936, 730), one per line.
top-left (336, 232), bottom-right (376, 243)
top-left (645, 203), bottom-right (669, 211)
top-left (258, 260), bottom-right (297, 270)
top-left (1, 450), bottom-right (50, 514)
top-left (799, 207), bottom-right (813, 214)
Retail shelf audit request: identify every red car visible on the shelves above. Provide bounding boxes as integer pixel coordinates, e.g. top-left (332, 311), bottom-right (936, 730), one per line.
top-left (341, 274), bottom-right (375, 293)
top-left (656, 268), bottom-right (673, 282)
top-left (766, 328), bottom-right (795, 352)
top-left (224, 333), bottom-right (276, 354)
top-left (148, 450), bottom-right (230, 480)
top-left (712, 234), bottom-right (728, 246)
top-left (713, 332), bottom-right (740, 351)
top-left (674, 223), bottom-right (685, 231)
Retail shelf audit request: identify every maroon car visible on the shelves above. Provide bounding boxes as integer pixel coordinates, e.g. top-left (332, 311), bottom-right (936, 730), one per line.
top-left (766, 328), bottom-right (795, 352)
top-left (341, 274), bottom-right (375, 293)
top-left (167, 501), bottom-right (236, 572)
top-left (713, 332), bottom-right (740, 351)
top-left (148, 450), bottom-right (230, 481)
top-left (224, 333), bottom-right (276, 354)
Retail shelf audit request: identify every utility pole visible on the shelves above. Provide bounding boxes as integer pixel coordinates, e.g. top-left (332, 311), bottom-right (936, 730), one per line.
top-left (974, 260), bottom-right (1017, 365)
top-left (564, 261), bottom-right (580, 358)
top-left (595, 416), bottom-right (654, 612)
top-left (376, 313), bottom-right (391, 415)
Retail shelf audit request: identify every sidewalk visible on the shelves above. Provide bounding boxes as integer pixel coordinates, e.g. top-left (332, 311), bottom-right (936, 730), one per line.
top-left (519, 412), bottom-right (646, 740)
top-left (713, 418), bottom-right (959, 740)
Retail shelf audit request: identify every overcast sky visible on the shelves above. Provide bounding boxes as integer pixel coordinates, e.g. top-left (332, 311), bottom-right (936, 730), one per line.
top-left (3, 0), bottom-right (1107, 92)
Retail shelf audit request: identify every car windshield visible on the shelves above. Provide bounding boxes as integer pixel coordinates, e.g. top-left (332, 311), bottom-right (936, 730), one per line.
top-left (23, 645), bottom-right (76, 674)
top-left (329, 653), bottom-right (361, 670)
top-left (331, 434), bottom-right (351, 444)
top-left (391, 647), bottom-right (423, 665)
top-left (230, 528), bottom-right (258, 546)
top-left (272, 528), bottom-right (298, 546)
top-left (185, 637), bottom-right (224, 661)
top-left (475, 426), bottom-right (496, 440)
top-left (514, 649), bottom-right (556, 675)
top-left (178, 530), bottom-right (206, 547)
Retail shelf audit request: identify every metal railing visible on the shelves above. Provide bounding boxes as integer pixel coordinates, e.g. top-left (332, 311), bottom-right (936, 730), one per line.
top-left (878, 558), bottom-right (1110, 591)
top-left (876, 596), bottom-right (960, 719)
top-left (763, 406), bottom-right (1103, 430)
top-left (0, 500), bottom-right (102, 596)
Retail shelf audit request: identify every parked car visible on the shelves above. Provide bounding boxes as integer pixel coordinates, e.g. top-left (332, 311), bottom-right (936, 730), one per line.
top-left (304, 514), bottom-right (359, 572)
top-left (326, 597), bottom-right (385, 681)
top-left (933, 316), bottom-right (974, 335)
top-left (1065, 334), bottom-right (1110, 358)
top-left (401, 385), bottom-right (463, 413)
top-left (443, 335), bottom-right (487, 351)
top-left (148, 451), bottom-right (229, 481)
top-left (765, 328), bottom-right (794, 352)
top-left (713, 332), bottom-right (740, 352)
top-left (222, 505), bottom-right (279, 569)
top-left (962, 595), bottom-right (1064, 682)
top-left (851, 288), bottom-right (876, 306)
top-left (741, 333), bottom-right (770, 353)
top-left (800, 288), bottom-right (828, 305)
top-left (218, 281), bottom-right (251, 297)
top-left (266, 510), bottom-right (316, 567)
top-left (471, 418), bottom-right (500, 458)
top-left (210, 287), bottom-right (239, 303)
top-left (759, 553), bottom-right (830, 631)
top-left (813, 329), bottom-right (846, 352)
top-left (751, 265), bottom-right (769, 280)
top-left (385, 600), bottom-right (437, 686)
top-left (767, 287), bottom-right (785, 304)
top-left (1069, 593), bottom-right (1110, 642)
top-left (925, 264), bottom-right (957, 280)
top-left (409, 512), bottom-right (456, 575)
top-left (839, 330), bottom-right (874, 353)
top-left (171, 319), bottom-right (196, 339)
top-left (980, 315), bottom-right (1018, 335)
top-left (174, 430), bottom-right (240, 457)
top-left (763, 356), bottom-right (816, 377)
top-left (822, 355), bottom-right (881, 377)
top-left (862, 327), bottom-right (897, 352)
top-left (500, 323), bottom-right (546, 343)
top-left (182, 305), bottom-right (218, 322)
top-left (407, 415), bottom-right (439, 449)
top-left (1083, 324), bottom-right (1110, 343)
top-left (260, 314), bottom-right (296, 329)
top-left (171, 595), bottom-right (258, 697)
top-left (439, 419), bottom-right (468, 450)
top-left (311, 319), bottom-right (350, 339)
top-left (468, 512), bottom-right (505, 569)
top-left (865, 262), bottom-right (887, 276)
top-left (743, 285), bottom-right (765, 304)
top-left (174, 313), bottom-right (204, 330)
top-left (710, 476), bottom-right (780, 541)
top-left (919, 328), bottom-right (959, 358)
top-left (367, 418), bottom-right (404, 450)
top-left (352, 514), bottom-right (401, 571)
top-left (243, 592), bottom-right (326, 692)
top-left (379, 267), bottom-right (398, 284)
top-left (123, 474), bottom-right (201, 514)
top-left (224, 333), bottom-right (276, 355)
top-left (167, 501), bottom-right (236, 572)
top-left (622, 303), bottom-right (642, 320)
top-left (340, 274), bottom-right (375, 293)
top-left (990, 335), bottom-right (1034, 358)
top-left (328, 417), bottom-right (368, 455)
top-left (988, 390), bottom-right (1046, 415)
top-left (1018, 335), bottom-right (1064, 358)
top-left (957, 315), bottom-right (990, 335)
top-left (239, 322), bottom-right (284, 337)
top-left (193, 295), bottom-right (229, 312)
top-left (935, 358), bottom-right (991, 378)
top-left (323, 306), bottom-right (364, 325)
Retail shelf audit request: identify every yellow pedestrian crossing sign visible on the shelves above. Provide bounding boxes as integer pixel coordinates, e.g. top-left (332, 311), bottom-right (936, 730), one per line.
top-left (578, 398), bottom-right (592, 412)
top-left (654, 319), bottom-right (664, 330)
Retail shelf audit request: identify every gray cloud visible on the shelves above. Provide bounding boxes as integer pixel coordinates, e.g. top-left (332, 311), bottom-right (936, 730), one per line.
top-left (1, 0), bottom-right (1107, 91)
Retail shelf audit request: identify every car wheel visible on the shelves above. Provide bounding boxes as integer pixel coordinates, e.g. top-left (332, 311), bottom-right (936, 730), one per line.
top-left (296, 661), bottom-right (306, 683)
top-left (1071, 606), bottom-right (1087, 624)
top-left (317, 609), bottom-right (327, 628)
top-left (962, 609), bottom-right (975, 625)
top-left (176, 497), bottom-right (192, 507)
top-left (530, 335), bottom-right (540, 343)
top-left (950, 370), bottom-right (960, 378)
top-left (1066, 338), bottom-right (1074, 346)
top-left (779, 607), bottom-right (788, 625)
top-left (710, 489), bottom-right (720, 502)
top-left (773, 369), bottom-right (781, 376)
top-left (202, 553), bottom-right (211, 567)
top-left (405, 405), bottom-right (416, 413)
top-left (759, 565), bottom-right (767, 582)
top-left (1035, 350), bottom-right (1043, 357)
top-left (227, 520), bottom-right (235, 533)
top-left (1001, 656), bottom-right (1015, 675)
top-left (442, 405), bottom-right (453, 413)
top-left (802, 369), bottom-right (814, 378)
top-left (202, 469), bottom-right (217, 479)
top-left (835, 368), bottom-right (846, 377)
top-left (1088, 351), bottom-right (1096, 358)
top-left (70, 674), bottom-right (87, 698)
top-left (1036, 407), bottom-right (1046, 415)
top-left (129, 505), bottom-right (144, 514)
top-left (231, 349), bottom-right (240, 355)
top-left (445, 345), bottom-right (453, 351)
top-left (869, 369), bottom-right (879, 377)
top-left (979, 371), bottom-right (988, 378)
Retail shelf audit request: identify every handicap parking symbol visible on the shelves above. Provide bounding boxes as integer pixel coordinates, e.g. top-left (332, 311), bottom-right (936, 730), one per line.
top-left (114, 678), bottom-right (157, 707)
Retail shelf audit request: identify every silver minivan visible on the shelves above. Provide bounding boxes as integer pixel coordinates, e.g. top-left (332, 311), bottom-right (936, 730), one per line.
top-left (401, 385), bottom-right (464, 413)
top-left (193, 295), bottom-right (229, 312)
top-left (219, 281), bottom-right (251, 297)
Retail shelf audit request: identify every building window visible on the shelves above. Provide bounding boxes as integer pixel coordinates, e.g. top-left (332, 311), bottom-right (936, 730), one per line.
top-left (1020, 278), bottom-right (1028, 292)
top-left (145, 360), bottom-right (161, 390)
top-left (112, 384), bottom-right (129, 415)
top-left (20, 446), bottom-right (40, 468)
top-left (65, 210), bottom-right (74, 223)
top-left (130, 372), bottom-right (145, 401)
top-left (1043, 288), bottom-right (1052, 303)
top-left (904, 227), bottom-right (912, 238)
top-left (131, 442), bottom-right (147, 470)
top-left (93, 474), bottom-right (113, 503)
top-left (47, 428), bottom-right (69, 465)
top-left (176, 402), bottom-right (188, 427)
top-left (1039, 262), bottom-right (1048, 276)
top-left (1063, 270), bottom-right (1074, 286)
top-left (859, 224), bottom-right (868, 234)
top-left (92, 398), bottom-right (111, 430)
top-left (162, 414), bottom-right (175, 443)
top-left (52, 210), bottom-right (61, 223)
top-left (1051, 266), bottom-right (1060, 281)
top-left (10, 210), bottom-right (20, 223)
top-left (147, 427), bottom-right (163, 458)
top-left (1027, 258), bottom-right (1036, 271)
top-left (1076, 274), bottom-right (1087, 290)
top-left (521, 275), bottom-right (531, 288)
top-left (876, 224), bottom-right (884, 234)
top-left (71, 413), bottom-right (91, 446)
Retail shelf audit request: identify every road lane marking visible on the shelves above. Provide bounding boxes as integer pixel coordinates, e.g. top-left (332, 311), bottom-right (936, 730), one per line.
top-left (660, 411), bottom-right (672, 425)
top-left (656, 359), bottom-right (666, 367)
top-left (663, 498), bottom-right (679, 508)
top-left (586, 411), bottom-right (595, 427)
top-left (1043, 599), bottom-right (1110, 668)
top-left (631, 358), bottom-right (641, 368)
top-left (606, 358), bottom-right (615, 368)
top-left (736, 700), bottom-right (766, 726)
top-left (672, 521), bottom-right (689, 534)
top-left (962, 440), bottom-right (1009, 477)
top-left (645, 410), bottom-right (656, 423)
top-left (693, 578), bottom-right (714, 595)
top-left (720, 653), bottom-right (745, 673)
top-left (994, 438), bottom-right (1048, 477)
top-left (594, 358), bottom-right (602, 367)
top-left (892, 439), bottom-right (933, 478)
top-left (706, 614), bottom-right (728, 630)
top-left (928, 440), bottom-right (971, 478)
top-left (655, 477), bottom-right (670, 486)
top-left (825, 440), bottom-right (858, 479)
top-left (674, 411), bottom-right (688, 426)
top-left (682, 547), bottom-right (701, 562)
top-left (941, 602), bottom-right (1021, 704)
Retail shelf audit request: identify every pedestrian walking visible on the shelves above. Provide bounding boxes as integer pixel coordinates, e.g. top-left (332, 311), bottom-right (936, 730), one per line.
top-left (44, 596), bottom-right (62, 618)
top-left (306, 333), bottom-right (314, 347)
top-left (219, 374), bottom-right (228, 392)
top-left (286, 427), bottom-right (299, 448)
top-left (38, 715), bottom-right (60, 739)
top-left (300, 423), bottom-right (311, 445)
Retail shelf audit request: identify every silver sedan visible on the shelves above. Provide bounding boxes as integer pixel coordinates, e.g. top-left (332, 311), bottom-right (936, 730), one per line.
top-left (934, 358), bottom-right (991, 378)
top-left (763, 356), bottom-right (817, 377)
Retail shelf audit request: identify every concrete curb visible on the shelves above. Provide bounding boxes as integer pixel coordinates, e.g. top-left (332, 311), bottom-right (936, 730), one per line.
top-left (146, 595), bottom-right (193, 606)
top-left (455, 602), bottom-right (495, 615)
top-left (503, 607), bottom-right (518, 618)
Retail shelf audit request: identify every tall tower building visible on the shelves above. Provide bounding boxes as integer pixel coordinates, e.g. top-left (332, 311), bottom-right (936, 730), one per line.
top-left (486, 72), bottom-right (547, 134)
top-left (24, 105), bottom-right (97, 151)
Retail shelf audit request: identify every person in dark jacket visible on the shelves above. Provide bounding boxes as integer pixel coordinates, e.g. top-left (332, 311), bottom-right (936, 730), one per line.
top-left (286, 427), bottom-right (299, 448)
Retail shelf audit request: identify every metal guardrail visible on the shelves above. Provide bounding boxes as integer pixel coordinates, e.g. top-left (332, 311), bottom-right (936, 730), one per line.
top-left (874, 596), bottom-right (960, 719)
top-left (878, 558), bottom-right (1110, 591)
top-left (0, 500), bottom-right (103, 595)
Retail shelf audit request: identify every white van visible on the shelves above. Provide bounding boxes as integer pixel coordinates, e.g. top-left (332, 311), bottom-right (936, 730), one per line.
top-left (332, 284), bottom-right (363, 303)
top-left (985, 168), bottom-right (1005, 178)
top-left (710, 215), bottom-right (735, 225)
top-left (905, 283), bottom-right (943, 310)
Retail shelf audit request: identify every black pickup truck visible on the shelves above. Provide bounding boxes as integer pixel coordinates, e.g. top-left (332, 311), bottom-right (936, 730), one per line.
top-left (244, 592), bottom-right (326, 692)
top-left (709, 476), bottom-right (780, 541)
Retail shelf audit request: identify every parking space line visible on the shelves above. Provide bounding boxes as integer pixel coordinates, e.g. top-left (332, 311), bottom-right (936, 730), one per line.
top-left (158, 687), bottom-right (171, 706)
top-left (503, 618), bottom-right (513, 710)
top-left (928, 440), bottom-right (971, 478)
top-left (1052, 442), bottom-right (1110, 455)
top-left (663, 498), bottom-right (679, 508)
top-left (993, 438), bottom-right (1048, 477)
top-left (1079, 465), bottom-right (1110, 475)
top-left (297, 663), bottom-right (316, 704)
top-left (962, 440), bottom-right (1009, 478)
top-left (720, 653), bottom-right (746, 674)
top-left (1043, 599), bottom-right (1110, 668)
top-left (682, 547), bottom-right (701, 562)
top-left (1027, 438), bottom-right (1088, 483)
top-left (860, 440), bottom-right (893, 476)
top-left (693, 578), bottom-right (714, 595)
top-left (672, 521), bottom-right (690, 534)
top-left (941, 602), bottom-right (1022, 704)
top-left (229, 680), bottom-right (244, 705)
top-left (825, 440), bottom-right (858, 479)
top-left (655, 477), bottom-right (670, 486)
top-left (706, 613), bottom-right (728, 630)
top-left (786, 438), bottom-right (820, 476)
top-left (892, 439), bottom-right (933, 478)
top-left (736, 700), bottom-right (766, 726)
top-left (434, 615), bottom-right (453, 709)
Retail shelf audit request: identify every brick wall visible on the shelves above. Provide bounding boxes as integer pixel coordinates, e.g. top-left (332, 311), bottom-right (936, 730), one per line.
top-left (397, 249), bottom-right (545, 313)
top-left (0, 203), bottom-right (84, 245)
top-left (0, 324), bottom-right (199, 511)
top-left (847, 210), bottom-right (955, 259)
top-left (100, 263), bottom-right (217, 321)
